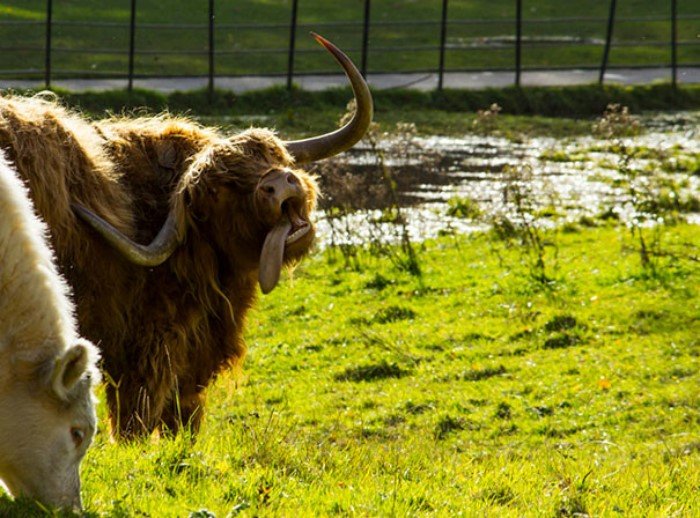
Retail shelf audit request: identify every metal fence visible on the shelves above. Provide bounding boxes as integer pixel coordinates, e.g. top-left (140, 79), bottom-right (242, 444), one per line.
top-left (0, 0), bottom-right (698, 94)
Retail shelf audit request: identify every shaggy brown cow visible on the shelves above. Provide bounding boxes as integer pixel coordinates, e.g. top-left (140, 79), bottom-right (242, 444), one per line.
top-left (0, 34), bottom-right (372, 439)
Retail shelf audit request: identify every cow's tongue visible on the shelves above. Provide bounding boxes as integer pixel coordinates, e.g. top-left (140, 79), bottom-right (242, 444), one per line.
top-left (259, 216), bottom-right (292, 294)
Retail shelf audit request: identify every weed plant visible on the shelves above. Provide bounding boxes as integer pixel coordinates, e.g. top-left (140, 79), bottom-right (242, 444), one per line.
top-left (488, 164), bottom-right (561, 287)
top-left (593, 104), bottom-right (699, 274)
top-left (316, 106), bottom-right (442, 278)
top-left (472, 103), bottom-right (503, 135)
top-left (363, 121), bottom-right (423, 278)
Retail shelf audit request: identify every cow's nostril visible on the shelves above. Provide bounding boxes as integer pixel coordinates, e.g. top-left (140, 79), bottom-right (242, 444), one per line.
top-left (263, 185), bottom-right (275, 195)
top-left (286, 173), bottom-right (298, 186)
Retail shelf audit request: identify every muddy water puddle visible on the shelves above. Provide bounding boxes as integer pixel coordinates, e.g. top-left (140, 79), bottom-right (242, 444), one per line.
top-left (313, 113), bottom-right (700, 247)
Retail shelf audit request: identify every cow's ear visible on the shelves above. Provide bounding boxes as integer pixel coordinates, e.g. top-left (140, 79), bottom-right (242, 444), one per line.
top-left (51, 341), bottom-right (90, 400)
top-left (155, 140), bottom-right (177, 169)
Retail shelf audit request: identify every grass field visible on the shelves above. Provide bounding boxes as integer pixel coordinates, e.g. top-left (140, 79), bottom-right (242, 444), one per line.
top-left (1, 0), bottom-right (698, 78)
top-left (0, 62), bottom-right (698, 515)
top-left (40, 82), bottom-right (700, 140)
top-left (1, 221), bottom-right (698, 516)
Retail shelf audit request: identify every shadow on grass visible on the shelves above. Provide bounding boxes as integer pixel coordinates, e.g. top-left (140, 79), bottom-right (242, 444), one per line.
top-left (0, 494), bottom-right (99, 517)
top-left (334, 360), bottom-right (411, 382)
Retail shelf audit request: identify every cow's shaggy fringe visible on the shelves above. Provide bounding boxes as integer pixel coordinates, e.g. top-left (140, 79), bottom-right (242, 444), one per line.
top-left (0, 150), bottom-right (98, 373)
top-left (0, 93), bottom-right (317, 437)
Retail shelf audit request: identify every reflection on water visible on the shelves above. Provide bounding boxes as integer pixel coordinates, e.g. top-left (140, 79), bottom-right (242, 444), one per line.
top-left (313, 113), bottom-right (699, 247)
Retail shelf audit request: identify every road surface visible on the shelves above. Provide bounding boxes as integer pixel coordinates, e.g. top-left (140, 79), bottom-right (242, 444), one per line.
top-left (1, 67), bottom-right (697, 93)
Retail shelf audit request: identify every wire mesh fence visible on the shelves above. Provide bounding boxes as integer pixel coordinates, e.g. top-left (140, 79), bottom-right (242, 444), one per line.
top-left (0, 0), bottom-right (697, 92)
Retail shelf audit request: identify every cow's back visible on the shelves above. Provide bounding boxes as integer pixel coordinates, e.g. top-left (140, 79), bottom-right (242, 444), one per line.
top-left (0, 95), bottom-right (143, 350)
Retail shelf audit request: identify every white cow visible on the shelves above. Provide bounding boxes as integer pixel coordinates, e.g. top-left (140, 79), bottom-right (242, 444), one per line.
top-left (0, 151), bottom-right (99, 510)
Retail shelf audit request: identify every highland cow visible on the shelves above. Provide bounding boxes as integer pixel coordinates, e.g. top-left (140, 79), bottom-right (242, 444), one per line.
top-left (0, 151), bottom-right (98, 508)
top-left (0, 34), bottom-right (372, 439)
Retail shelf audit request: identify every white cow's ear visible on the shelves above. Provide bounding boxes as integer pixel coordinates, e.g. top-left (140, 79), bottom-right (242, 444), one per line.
top-left (51, 342), bottom-right (89, 400)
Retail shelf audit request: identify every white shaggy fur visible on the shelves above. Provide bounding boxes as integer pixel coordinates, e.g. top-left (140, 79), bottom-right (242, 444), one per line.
top-left (0, 156), bottom-right (78, 357)
top-left (0, 150), bottom-right (98, 509)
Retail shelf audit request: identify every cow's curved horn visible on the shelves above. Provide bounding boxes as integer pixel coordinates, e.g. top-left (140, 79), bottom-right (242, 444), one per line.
top-left (285, 33), bottom-right (373, 164)
top-left (73, 203), bottom-right (181, 266)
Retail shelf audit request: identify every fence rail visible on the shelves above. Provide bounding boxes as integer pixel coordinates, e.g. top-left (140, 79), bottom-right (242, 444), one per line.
top-left (0, 0), bottom-right (697, 95)
top-left (4, 14), bottom-right (700, 29)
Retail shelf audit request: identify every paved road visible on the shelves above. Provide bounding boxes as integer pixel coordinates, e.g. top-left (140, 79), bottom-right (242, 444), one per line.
top-left (1, 67), bottom-right (697, 93)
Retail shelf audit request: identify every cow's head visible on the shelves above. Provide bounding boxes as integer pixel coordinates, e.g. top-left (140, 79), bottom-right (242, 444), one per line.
top-left (73, 33), bottom-right (372, 293)
top-left (0, 340), bottom-right (98, 510)
top-left (170, 131), bottom-right (320, 293)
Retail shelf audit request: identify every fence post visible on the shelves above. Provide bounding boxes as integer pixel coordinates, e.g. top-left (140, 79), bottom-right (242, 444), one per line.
top-left (361, 0), bottom-right (371, 77)
top-left (287, 0), bottom-right (299, 90)
top-left (671, 0), bottom-right (677, 88)
top-left (44, 0), bottom-right (53, 88)
top-left (438, 0), bottom-right (449, 91)
top-left (208, 0), bottom-right (215, 101)
top-left (599, 0), bottom-right (617, 84)
top-left (128, 0), bottom-right (136, 93)
top-left (514, 0), bottom-right (522, 87)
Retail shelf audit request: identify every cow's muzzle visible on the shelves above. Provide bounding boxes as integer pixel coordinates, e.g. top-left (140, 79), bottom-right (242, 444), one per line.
top-left (257, 169), bottom-right (313, 294)
top-left (258, 169), bottom-right (305, 224)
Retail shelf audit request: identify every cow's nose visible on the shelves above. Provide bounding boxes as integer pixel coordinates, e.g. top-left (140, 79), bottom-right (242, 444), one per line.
top-left (259, 171), bottom-right (303, 207)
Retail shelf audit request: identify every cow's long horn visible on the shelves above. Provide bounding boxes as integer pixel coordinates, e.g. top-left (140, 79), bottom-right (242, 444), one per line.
top-left (285, 33), bottom-right (373, 164)
top-left (73, 204), bottom-right (181, 266)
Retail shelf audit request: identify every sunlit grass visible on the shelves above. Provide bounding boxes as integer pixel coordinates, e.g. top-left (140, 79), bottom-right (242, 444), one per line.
top-left (3, 224), bottom-right (692, 515)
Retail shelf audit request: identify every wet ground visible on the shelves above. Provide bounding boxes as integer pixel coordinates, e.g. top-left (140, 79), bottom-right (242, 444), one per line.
top-left (313, 112), bottom-right (700, 247)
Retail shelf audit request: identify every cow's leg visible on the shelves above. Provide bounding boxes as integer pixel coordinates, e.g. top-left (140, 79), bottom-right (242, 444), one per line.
top-left (102, 347), bottom-right (176, 440)
top-left (159, 384), bottom-right (206, 435)
top-left (105, 382), bottom-right (145, 439)
top-left (105, 375), bottom-right (172, 439)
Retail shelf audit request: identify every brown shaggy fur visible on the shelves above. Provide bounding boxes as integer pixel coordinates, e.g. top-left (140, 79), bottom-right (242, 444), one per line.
top-left (0, 94), bottom-right (318, 438)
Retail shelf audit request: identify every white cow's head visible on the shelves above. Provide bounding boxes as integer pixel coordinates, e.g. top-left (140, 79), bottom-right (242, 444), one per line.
top-left (0, 339), bottom-right (98, 510)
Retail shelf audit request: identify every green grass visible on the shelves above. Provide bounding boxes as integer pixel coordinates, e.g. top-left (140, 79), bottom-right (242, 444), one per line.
top-left (2, 223), bottom-right (698, 516)
top-left (1, 0), bottom-right (698, 78)
top-left (1, 79), bottom-right (698, 514)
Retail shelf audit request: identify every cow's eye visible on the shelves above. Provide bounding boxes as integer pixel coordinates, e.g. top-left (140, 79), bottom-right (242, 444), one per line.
top-left (70, 427), bottom-right (85, 448)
